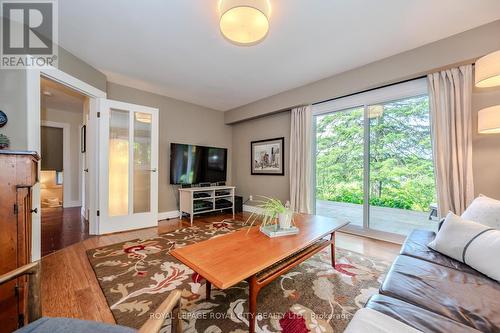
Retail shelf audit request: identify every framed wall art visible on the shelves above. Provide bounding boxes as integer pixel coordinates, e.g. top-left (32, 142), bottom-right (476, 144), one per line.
top-left (251, 137), bottom-right (284, 175)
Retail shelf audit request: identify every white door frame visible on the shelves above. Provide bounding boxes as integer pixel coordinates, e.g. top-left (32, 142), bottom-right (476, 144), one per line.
top-left (27, 67), bottom-right (106, 261)
top-left (80, 122), bottom-right (87, 219)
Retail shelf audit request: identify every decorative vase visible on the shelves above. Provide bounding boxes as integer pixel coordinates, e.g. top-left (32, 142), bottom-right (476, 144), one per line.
top-left (278, 210), bottom-right (293, 229)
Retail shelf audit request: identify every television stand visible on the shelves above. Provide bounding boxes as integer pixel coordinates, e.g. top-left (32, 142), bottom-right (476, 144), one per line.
top-left (178, 186), bottom-right (236, 226)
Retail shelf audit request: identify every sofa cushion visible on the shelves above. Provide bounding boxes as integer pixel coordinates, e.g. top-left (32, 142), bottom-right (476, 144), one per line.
top-left (365, 294), bottom-right (481, 333)
top-left (379, 255), bottom-right (500, 332)
top-left (400, 229), bottom-right (478, 275)
top-left (428, 213), bottom-right (500, 282)
top-left (15, 318), bottom-right (136, 333)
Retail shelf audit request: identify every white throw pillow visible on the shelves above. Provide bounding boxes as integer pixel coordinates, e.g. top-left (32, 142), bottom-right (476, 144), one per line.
top-left (461, 194), bottom-right (500, 229)
top-left (428, 212), bottom-right (500, 282)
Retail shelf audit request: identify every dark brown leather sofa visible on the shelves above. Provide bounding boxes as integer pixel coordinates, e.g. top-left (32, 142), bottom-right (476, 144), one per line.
top-left (364, 229), bottom-right (500, 333)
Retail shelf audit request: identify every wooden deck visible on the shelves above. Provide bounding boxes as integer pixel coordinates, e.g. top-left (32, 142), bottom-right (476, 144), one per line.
top-left (316, 200), bottom-right (438, 235)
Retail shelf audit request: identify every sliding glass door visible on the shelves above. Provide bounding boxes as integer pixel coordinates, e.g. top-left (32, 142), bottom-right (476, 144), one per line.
top-left (316, 107), bottom-right (364, 227)
top-left (368, 96), bottom-right (435, 234)
top-left (314, 79), bottom-right (437, 236)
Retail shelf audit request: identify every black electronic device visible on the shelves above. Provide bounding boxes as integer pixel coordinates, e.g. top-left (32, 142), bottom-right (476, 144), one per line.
top-left (215, 198), bottom-right (232, 209)
top-left (193, 192), bottom-right (211, 198)
top-left (170, 143), bottom-right (227, 185)
top-left (234, 196), bottom-right (243, 213)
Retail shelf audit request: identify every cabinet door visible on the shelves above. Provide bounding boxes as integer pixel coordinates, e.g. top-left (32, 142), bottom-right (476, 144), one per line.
top-left (0, 279), bottom-right (18, 332)
top-left (0, 157), bottom-right (19, 332)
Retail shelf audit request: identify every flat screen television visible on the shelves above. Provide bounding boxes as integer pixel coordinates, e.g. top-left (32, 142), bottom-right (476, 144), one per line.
top-left (170, 143), bottom-right (228, 185)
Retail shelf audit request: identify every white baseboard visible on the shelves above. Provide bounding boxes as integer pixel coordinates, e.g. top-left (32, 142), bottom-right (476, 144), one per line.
top-left (158, 210), bottom-right (180, 221)
top-left (63, 200), bottom-right (82, 208)
top-left (243, 204), bottom-right (264, 214)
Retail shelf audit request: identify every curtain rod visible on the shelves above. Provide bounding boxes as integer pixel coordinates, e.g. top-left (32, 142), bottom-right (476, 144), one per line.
top-left (311, 61), bottom-right (476, 107)
top-left (311, 75), bottom-right (427, 106)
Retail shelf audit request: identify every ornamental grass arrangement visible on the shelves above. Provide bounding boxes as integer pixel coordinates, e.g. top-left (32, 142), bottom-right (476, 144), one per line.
top-left (244, 196), bottom-right (295, 231)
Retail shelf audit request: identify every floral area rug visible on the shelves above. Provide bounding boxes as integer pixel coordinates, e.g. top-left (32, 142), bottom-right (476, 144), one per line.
top-left (87, 220), bottom-right (390, 332)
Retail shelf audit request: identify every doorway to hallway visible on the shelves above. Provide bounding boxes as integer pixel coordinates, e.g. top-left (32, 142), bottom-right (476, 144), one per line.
top-left (40, 77), bottom-right (93, 256)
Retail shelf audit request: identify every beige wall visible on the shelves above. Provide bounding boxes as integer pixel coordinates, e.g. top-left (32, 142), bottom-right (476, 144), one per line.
top-left (225, 20), bottom-right (500, 124)
top-left (41, 108), bottom-right (84, 206)
top-left (107, 82), bottom-right (232, 213)
top-left (57, 46), bottom-right (107, 92)
top-left (232, 111), bottom-right (290, 204)
top-left (0, 70), bottom-right (27, 150)
top-left (472, 86), bottom-right (500, 199)
top-left (0, 16), bottom-right (28, 149)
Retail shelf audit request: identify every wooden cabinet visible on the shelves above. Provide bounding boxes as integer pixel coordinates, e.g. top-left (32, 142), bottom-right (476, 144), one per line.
top-left (0, 151), bottom-right (39, 333)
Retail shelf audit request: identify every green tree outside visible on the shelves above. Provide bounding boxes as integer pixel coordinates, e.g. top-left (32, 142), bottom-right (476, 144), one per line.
top-left (315, 96), bottom-right (436, 212)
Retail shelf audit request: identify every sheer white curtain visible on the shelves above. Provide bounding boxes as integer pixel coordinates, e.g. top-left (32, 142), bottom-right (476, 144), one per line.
top-left (428, 65), bottom-right (474, 217)
top-left (290, 105), bottom-right (313, 213)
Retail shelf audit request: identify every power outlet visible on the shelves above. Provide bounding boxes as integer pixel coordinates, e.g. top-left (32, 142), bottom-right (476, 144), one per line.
top-left (249, 195), bottom-right (253, 201)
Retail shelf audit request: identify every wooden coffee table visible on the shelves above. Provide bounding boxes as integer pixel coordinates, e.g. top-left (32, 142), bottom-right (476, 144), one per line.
top-left (171, 214), bottom-right (348, 333)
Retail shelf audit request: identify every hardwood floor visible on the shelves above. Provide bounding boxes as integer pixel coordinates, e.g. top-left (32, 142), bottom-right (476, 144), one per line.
top-left (40, 212), bottom-right (401, 324)
top-left (41, 207), bottom-right (93, 257)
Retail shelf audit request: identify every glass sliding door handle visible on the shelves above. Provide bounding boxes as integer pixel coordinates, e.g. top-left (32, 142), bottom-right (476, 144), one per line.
top-left (148, 168), bottom-right (157, 172)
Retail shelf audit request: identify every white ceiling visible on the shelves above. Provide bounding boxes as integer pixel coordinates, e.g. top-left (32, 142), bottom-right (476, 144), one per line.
top-left (58, 0), bottom-right (500, 111)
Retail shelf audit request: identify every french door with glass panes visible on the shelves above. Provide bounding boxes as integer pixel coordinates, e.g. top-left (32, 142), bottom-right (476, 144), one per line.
top-left (98, 99), bottom-right (159, 234)
top-left (313, 79), bottom-right (437, 239)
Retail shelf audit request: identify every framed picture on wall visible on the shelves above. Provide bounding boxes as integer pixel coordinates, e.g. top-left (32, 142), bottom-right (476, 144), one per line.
top-left (251, 137), bottom-right (285, 175)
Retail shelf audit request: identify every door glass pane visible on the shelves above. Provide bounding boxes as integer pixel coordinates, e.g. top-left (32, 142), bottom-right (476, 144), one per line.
top-left (368, 96), bottom-right (437, 234)
top-left (315, 107), bottom-right (364, 227)
top-left (133, 112), bottom-right (152, 213)
top-left (109, 109), bottom-right (129, 216)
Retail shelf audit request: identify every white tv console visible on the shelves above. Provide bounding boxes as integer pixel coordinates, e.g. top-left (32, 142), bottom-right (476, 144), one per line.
top-left (178, 186), bottom-right (236, 225)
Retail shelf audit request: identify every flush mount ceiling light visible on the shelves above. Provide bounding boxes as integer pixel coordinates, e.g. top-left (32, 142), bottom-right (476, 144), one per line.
top-left (475, 50), bottom-right (500, 88)
top-left (219, 0), bottom-right (271, 46)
